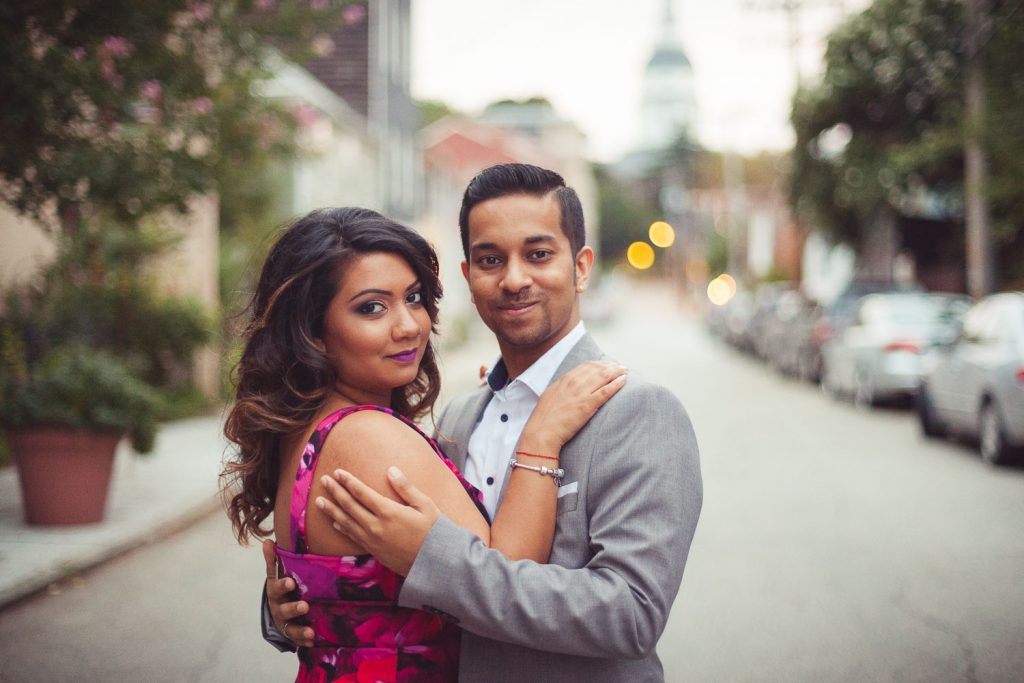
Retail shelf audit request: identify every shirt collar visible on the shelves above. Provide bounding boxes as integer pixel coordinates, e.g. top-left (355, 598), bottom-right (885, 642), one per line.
top-left (486, 321), bottom-right (587, 396)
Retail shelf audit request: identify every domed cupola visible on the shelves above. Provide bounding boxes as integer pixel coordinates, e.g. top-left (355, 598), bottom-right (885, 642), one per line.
top-left (637, 0), bottom-right (697, 151)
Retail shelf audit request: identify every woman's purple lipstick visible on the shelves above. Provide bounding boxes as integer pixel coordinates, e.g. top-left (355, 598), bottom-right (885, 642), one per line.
top-left (388, 349), bottom-right (418, 363)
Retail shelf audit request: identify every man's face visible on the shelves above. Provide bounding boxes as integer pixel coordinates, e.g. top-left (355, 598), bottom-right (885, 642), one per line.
top-left (461, 192), bottom-right (593, 359)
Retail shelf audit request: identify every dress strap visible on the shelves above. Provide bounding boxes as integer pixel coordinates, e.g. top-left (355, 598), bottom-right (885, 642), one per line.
top-left (289, 405), bottom-right (389, 553)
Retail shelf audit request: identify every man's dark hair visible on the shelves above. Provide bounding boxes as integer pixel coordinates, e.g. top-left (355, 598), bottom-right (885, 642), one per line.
top-left (458, 163), bottom-right (585, 260)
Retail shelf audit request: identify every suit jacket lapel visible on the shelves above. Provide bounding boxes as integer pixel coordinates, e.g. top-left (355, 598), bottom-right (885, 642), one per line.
top-left (493, 333), bottom-right (605, 510)
top-left (551, 333), bottom-right (604, 380)
top-left (444, 386), bottom-right (492, 471)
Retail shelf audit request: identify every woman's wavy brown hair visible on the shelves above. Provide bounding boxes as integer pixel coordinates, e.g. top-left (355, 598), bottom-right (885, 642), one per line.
top-left (221, 207), bottom-right (443, 544)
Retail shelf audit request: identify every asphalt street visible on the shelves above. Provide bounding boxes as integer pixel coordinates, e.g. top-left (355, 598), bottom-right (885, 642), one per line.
top-left (2, 281), bottom-right (1022, 682)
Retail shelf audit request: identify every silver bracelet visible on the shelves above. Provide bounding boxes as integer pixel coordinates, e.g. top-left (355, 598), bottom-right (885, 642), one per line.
top-left (508, 458), bottom-right (564, 485)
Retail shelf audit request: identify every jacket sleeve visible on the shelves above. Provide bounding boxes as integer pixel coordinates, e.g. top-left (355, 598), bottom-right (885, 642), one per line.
top-left (397, 382), bottom-right (703, 658)
top-left (260, 584), bottom-right (297, 653)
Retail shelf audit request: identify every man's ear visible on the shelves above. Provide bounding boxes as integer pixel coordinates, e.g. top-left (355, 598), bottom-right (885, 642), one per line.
top-left (574, 246), bottom-right (595, 292)
top-left (461, 261), bottom-right (476, 303)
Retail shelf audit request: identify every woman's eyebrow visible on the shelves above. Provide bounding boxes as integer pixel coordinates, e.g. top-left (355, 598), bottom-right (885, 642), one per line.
top-left (348, 288), bottom-right (389, 302)
top-left (348, 280), bottom-right (420, 302)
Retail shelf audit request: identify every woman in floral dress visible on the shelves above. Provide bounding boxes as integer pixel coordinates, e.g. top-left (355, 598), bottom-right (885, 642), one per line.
top-left (222, 207), bottom-right (623, 682)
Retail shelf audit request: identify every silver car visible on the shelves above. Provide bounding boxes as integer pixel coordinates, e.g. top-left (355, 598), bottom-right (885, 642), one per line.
top-left (822, 292), bottom-right (969, 406)
top-left (917, 292), bottom-right (1024, 465)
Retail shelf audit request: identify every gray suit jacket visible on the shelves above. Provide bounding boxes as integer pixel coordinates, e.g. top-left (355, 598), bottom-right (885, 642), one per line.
top-left (398, 333), bottom-right (703, 682)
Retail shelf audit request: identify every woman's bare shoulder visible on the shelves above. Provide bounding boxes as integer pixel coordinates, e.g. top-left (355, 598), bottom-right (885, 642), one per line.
top-left (319, 409), bottom-right (436, 472)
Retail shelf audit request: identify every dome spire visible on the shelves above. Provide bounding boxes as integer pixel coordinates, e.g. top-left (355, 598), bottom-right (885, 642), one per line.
top-left (659, 0), bottom-right (678, 47)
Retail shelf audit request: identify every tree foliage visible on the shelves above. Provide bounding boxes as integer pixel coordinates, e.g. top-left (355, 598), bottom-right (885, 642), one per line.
top-left (789, 0), bottom-right (1024, 287)
top-left (0, 0), bottom-right (346, 229)
top-left (594, 164), bottom-right (660, 267)
top-left (0, 2), bottom-right (353, 443)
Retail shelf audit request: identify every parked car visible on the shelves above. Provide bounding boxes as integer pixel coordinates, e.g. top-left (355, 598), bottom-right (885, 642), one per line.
top-left (749, 282), bottom-right (795, 360)
top-left (722, 289), bottom-right (755, 352)
top-left (822, 291), bottom-right (969, 406)
top-left (916, 292), bottom-right (1024, 465)
top-left (763, 290), bottom-right (816, 375)
top-left (798, 282), bottom-right (916, 384)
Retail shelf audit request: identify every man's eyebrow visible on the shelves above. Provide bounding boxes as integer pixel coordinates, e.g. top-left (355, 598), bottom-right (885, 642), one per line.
top-left (470, 235), bottom-right (557, 252)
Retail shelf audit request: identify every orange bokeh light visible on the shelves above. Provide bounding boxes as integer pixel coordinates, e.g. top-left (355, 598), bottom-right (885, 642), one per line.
top-left (627, 241), bottom-right (655, 270)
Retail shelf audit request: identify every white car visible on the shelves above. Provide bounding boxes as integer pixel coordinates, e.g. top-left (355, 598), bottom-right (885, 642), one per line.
top-left (917, 292), bottom-right (1024, 465)
top-left (822, 292), bottom-right (969, 406)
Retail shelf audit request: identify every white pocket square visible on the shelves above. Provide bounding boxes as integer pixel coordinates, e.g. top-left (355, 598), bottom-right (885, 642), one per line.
top-left (557, 481), bottom-right (578, 498)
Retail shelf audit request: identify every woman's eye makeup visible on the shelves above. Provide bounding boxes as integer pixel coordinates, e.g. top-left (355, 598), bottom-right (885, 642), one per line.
top-left (357, 301), bottom-right (386, 315)
top-left (406, 290), bottom-right (423, 304)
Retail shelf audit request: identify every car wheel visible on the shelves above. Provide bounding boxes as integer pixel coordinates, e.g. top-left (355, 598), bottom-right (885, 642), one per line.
top-left (853, 372), bottom-right (875, 409)
top-left (979, 400), bottom-right (1015, 466)
top-left (915, 385), bottom-right (945, 438)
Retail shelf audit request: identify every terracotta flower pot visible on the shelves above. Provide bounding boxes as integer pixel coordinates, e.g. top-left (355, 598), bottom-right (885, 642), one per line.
top-left (9, 428), bottom-right (121, 526)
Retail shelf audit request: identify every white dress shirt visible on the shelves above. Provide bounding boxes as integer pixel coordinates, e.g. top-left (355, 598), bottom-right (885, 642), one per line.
top-left (464, 322), bottom-right (587, 518)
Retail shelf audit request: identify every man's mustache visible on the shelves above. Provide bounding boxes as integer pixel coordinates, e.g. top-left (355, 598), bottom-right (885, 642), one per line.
top-left (494, 291), bottom-right (538, 305)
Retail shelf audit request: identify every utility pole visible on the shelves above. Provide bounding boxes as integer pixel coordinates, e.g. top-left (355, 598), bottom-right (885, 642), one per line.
top-left (742, 0), bottom-right (847, 88)
top-left (964, 0), bottom-right (994, 298)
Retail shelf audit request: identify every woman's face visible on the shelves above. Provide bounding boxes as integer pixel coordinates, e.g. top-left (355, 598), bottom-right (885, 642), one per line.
top-left (318, 251), bottom-right (432, 406)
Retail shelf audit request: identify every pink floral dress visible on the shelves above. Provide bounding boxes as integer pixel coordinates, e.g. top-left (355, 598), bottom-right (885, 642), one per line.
top-left (275, 405), bottom-right (487, 683)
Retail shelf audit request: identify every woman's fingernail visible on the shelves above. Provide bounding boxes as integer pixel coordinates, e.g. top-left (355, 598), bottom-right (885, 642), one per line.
top-left (388, 466), bottom-right (402, 479)
top-left (333, 522), bottom-right (342, 532)
top-left (315, 497), bottom-right (326, 509)
top-left (321, 475), bottom-right (331, 487)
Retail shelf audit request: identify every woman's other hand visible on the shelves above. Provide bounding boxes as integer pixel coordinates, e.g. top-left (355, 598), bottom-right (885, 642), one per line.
top-left (263, 540), bottom-right (315, 648)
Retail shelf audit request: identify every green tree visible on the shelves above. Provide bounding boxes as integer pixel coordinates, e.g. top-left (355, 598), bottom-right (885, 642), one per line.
top-left (789, 0), bottom-right (1024, 288)
top-left (0, 0), bottom-right (345, 231)
top-left (0, 1), bottom-right (351, 449)
top-left (594, 164), bottom-right (660, 268)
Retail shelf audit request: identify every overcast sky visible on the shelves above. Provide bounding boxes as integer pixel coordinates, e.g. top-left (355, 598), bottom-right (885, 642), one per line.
top-left (412, 0), bottom-right (870, 162)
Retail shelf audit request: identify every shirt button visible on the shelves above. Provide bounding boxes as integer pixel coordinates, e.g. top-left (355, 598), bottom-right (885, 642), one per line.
top-left (486, 477), bottom-right (495, 485)
top-left (500, 414), bottom-right (508, 422)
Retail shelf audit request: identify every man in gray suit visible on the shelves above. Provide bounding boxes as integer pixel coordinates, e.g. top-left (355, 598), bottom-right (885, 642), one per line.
top-left (264, 163), bottom-right (702, 681)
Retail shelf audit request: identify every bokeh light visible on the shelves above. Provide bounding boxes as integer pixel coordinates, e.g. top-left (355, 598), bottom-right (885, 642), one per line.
top-left (627, 241), bottom-right (655, 270)
top-left (648, 221), bottom-right (676, 248)
top-left (707, 274), bottom-right (736, 306)
top-left (718, 273), bottom-right (737, 297)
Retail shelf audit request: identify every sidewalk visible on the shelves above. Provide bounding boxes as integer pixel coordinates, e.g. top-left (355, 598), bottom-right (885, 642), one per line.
top-left (0, 327), bottom-right (499, 610)
top-left (0, 415), bottom-right (227, 609)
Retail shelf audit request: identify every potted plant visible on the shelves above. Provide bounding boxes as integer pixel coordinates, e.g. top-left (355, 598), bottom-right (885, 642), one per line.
top-left (0, 344), bottom-right (160, 525)
top-left (0, 223), bottom-right (210, 525)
